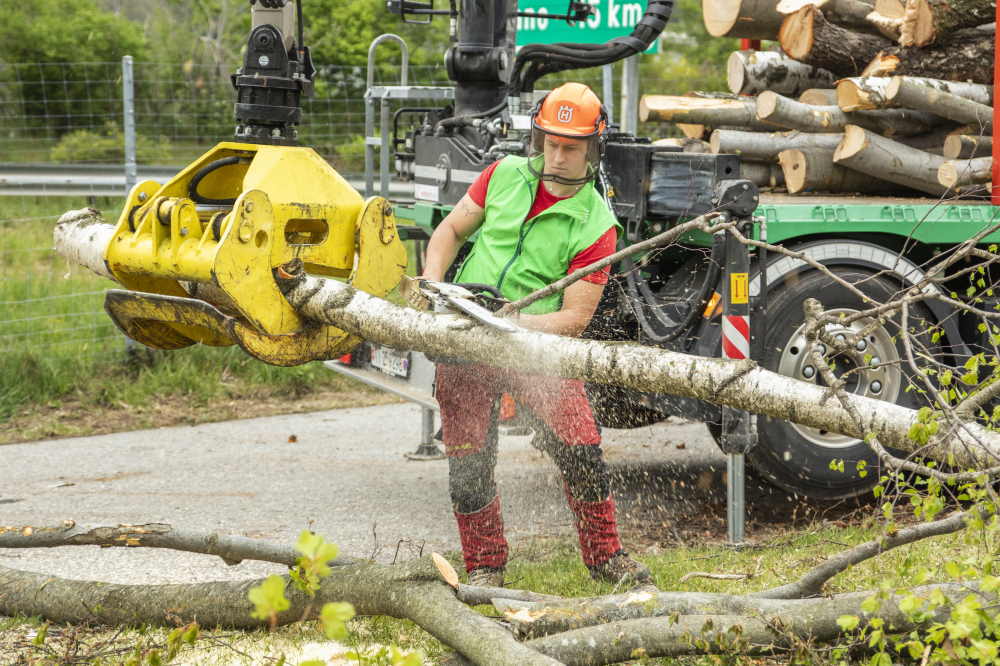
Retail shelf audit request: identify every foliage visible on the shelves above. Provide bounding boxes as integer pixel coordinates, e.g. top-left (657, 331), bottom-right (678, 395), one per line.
top-left (49, 122), bottom-right (173, 164)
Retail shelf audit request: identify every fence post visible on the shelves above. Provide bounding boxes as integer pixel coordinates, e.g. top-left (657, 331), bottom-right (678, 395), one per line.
top-left (602, 64), bottom-right (614, 125)
top-left (620, 55), bottom-right (639, 134)
top-left (122, 56), bottom-right (137, 193)
top-left (122, 55), bottom-right (137, 354)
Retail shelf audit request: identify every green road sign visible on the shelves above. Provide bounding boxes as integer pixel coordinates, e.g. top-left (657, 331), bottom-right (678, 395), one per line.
top-left (515, 0), bottom-right (658, 52)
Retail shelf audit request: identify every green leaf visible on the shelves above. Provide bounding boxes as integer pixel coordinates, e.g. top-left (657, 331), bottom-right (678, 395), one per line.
top-left (961, 371), bottom-right (979, 386)
top-left (392, 647), bottom-right (425, 666)
top-left (837, 615), bottom-right (860, 631)
top-left (248, 575), bottom-right (290, 621)
top-left (861, 595), bottom-right (880, 614)
top-left (320, 601), bottom-right (355, 641)
top-left (32, 623), bottom-right (48, 646)
top-left (940, 370), bottom-right (953, 386)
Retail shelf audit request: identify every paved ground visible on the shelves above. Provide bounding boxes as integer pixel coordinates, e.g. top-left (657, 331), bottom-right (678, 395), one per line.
top-left (0, 403), bottom-right (772, 585)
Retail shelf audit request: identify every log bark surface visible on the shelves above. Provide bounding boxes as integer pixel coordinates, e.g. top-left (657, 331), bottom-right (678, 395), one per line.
top-left (757, 90), bottom-right (941, 136)
top-left (779, 6), bottom-right (893, 77)
top-left (884, 76), bottom-right (993, 131)
top-left (864, 30), bottom-right (995, 84)
top-left (711, 129), bottom-right (844, 160)
top-left (639, 95), bottom-right (776, 131)
top-left (943, 134), bottom-right (993, 159)
top-left (778, 148), bottom-right (913, 194)
top-left (727, 50), bottom-right (836, 96)
top-left (702, 0), bottom-right (784, 38)
top-left (938, 156), bottom-right (993, 188)
top-left (902, 0), bottom-right (996, 47)
top-left (833, 124), bottom-right (948, 195)
top-left (836, 76), bottom-right (993, 111)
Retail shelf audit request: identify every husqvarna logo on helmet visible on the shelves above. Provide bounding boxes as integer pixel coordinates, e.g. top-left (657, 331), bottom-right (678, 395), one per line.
top-left (556, 105), bottom-right (574, 123)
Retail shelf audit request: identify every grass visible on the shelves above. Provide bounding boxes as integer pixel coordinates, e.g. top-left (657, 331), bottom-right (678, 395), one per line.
top-left (0, 506), bottom-right (994, 664)
top-left (0, 195), bottom-right (400, 443)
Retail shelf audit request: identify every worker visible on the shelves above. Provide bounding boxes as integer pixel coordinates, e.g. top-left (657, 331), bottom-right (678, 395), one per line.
top-left (419, 82), bottom-right (654, 590)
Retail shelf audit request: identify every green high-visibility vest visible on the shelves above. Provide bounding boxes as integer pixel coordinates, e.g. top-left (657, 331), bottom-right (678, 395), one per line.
top-left (455, 155), bottom-right (621, 314)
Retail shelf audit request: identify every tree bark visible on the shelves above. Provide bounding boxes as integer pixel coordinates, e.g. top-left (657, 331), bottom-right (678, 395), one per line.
top-left (710, 129), bottom-right (845, 161)
top-left (726, 50), bottom-right (836, 96)
top-left (778, 148), bottom-right (913, 194)
top-left (836, 76), bottom-right (993, 111)
top-left (0, 557), bottom-right (558, 665)
top-left (938, 156), bottom-right (993, 189)
top-left (779, 6), bottom-right (894, 78)
top-left (900, 0), bottom-right (996, 47)
top-left (863, 30), bottom-right (995, 84)
top-left (639, 95), bottom-right (777, 131)
top-left (798, 88), bottom-right (838, 105)
top-left (521, 585), bottom-right (974, 664)
top-left (777, 0), bottom-right (900, 38)
top-left (740, 160), bottom-right (785, 188)
top-left (756, 90), bottom-right (941, 136)
top-left (833, 124), bottom-right (948, 195)
top-left (943, 134), bottom-right (993, 159)
top-left (702, 0), bottom-right (784, 38)
top-left (883, 76), bottom-right (993, 132)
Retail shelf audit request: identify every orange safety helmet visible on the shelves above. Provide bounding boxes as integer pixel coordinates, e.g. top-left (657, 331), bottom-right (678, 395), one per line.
top-left (531, 82), bottom-right (608, 139)
top-left (529, 82), bottom-right (609, 185)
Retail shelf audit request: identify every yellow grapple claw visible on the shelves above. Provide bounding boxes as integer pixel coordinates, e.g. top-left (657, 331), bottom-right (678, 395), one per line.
top-left (101, 142), bottom-right (407, 365)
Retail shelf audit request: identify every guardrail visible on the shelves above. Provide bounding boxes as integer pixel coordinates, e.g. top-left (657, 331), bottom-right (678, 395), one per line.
top-left (0, 163), bottom-right (415, 198)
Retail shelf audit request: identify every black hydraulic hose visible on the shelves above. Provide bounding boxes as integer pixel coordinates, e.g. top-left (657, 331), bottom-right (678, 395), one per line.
top-left (436, 99), bottom-right (508, 130)
top-left (188, 156), bottom-right (243, 206)
top-left (296, 0), bottom-right (304, 57)
top-left (661, 230), bottom-right (725, 342)
top-left (509, 0), bottom-right (674, 94)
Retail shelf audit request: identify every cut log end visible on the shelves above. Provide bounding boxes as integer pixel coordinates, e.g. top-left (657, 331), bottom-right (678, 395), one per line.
top-left (677, 123), bottom-right (709, 139)
top-left (726, 51), bottom-right (747, 96)
top-left (799, 88), bottom-right (838, 105)
top-left (836, 79), bottom-right (867, 111)
top-left (432, 552), bottom-right (460, 589)
top-left (937, 162), bottom-right (960, 188)
top-left (779, 6), bottom-right (816, 60)
top-left (833, 125), bottom-right (868, 161)
top-left (755, 90), bottom-right (780, 119)
top-left (778, 149), bottom-right (808, 193)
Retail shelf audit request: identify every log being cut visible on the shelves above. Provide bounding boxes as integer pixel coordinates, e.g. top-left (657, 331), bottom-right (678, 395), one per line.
top-left (836, 76), bottom-right (993, 111)
top-left (711, 129), bottom-right (844, 160)
top-left (833, 124), bottom-right (948, 195)
top-left (756, 90), bottom-right (941, 136)
top-left (779, 5), bottom-right (894, 77)
top-left (727, 50), bottom-right (836, 96)
top-left (702, 0), bottom-right (784, 38)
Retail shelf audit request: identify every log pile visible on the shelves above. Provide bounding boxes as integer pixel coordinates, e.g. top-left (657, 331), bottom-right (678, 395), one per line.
top-left (638, 0), bottom-right (996, 195)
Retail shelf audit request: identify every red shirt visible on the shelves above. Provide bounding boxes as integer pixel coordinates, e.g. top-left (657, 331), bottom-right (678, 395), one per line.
top-left (467, 161), bottom-right (617, 285)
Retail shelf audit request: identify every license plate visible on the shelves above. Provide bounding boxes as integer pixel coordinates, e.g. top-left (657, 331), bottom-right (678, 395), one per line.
top-left (370, 345), bottom-right (411, 378)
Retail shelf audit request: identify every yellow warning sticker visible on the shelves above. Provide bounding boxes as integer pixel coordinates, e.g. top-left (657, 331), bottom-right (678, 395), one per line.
top-left (730, 272), bottom-right (748, 304)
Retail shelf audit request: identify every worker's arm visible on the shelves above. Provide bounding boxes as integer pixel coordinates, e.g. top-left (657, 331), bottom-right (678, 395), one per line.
top-left (516, 279), bottom-right (604, 337)
top-left (421, 194), bottom-right (486, 281)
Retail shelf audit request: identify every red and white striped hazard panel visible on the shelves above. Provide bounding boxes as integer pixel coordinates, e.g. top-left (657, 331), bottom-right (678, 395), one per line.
top-left (722, 315), bottom-right (750, 360)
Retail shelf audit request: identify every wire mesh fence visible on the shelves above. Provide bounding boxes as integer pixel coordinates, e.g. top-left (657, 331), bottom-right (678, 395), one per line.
top-left (0, 60), bottom-right (452, 171)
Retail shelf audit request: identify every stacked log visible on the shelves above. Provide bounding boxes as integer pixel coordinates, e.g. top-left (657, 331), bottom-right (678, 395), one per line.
top-left (637, 0), bottom-right (996, 196)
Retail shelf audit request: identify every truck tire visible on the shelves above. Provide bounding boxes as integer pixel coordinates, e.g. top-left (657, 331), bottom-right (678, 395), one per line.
top-left (731, 266), bottom-right (936, 499)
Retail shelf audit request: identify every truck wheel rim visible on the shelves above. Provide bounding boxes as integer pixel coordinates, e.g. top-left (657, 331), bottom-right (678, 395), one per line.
top-left (776, 307), bottom-right (901, 449)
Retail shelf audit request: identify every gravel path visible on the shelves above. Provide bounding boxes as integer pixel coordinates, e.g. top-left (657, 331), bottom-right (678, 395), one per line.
top-left (0, 403), bottom-right (727, 585)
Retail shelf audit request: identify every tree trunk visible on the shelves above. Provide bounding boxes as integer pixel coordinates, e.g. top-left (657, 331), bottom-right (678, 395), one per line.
top-left (938, 156), bottom-right (993, 188)
top-left (943, 134), bottom-right (993, 159)
top-left (711, 129), bottom-right (845, 160)
top-left (740, 160), bottom-right (785, 188)
top-left (798, 88), bottom-right (838, 105)
top-left (0, 558), bottom-right (559, 665)
top-left (900, 0), bottom-right (996, 47)
top-left (639, 95), bottom-right (776, 131)
top-left (726, 50), bottom-right (836, 96)
top-left (702, 0), bottom-right (784, 38)
top-left (883, 76), bottom-right (993, 132)
top-left (777, 0), bottom-right (900, 37)
top-left (756, 90), bottom-right (942, 136)
top-left (836, 76), bottom-right (993, 111)
top-left (833, 124), bottom-right (948, 195)
top-left (779, 6), bottom-right (894, 77)
top-left (863, 30), bottom-right (995, 84)
top-left (778, 148), bottom-right (915, 193)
